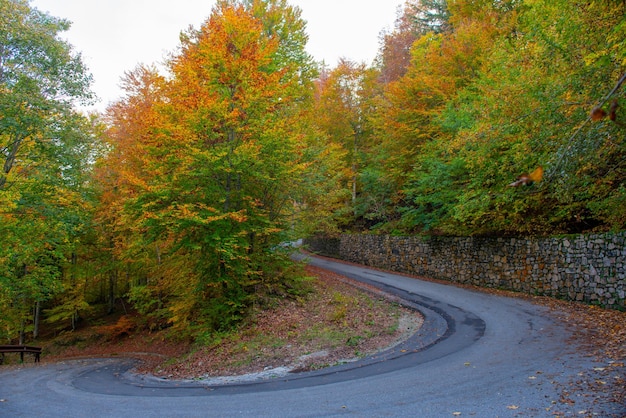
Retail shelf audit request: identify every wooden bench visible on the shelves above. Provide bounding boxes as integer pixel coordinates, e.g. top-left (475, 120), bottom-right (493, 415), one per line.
top-left (0, 345), bottom-right (42, 364)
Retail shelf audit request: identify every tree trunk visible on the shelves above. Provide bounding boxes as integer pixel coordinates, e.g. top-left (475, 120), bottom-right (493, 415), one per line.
top-left (107, 269), bottom-right (117, 314)
top-left (19, 319), bottom-right (25, 345)
top-left (0, 134), bottom-right (23, 190)
top-left (33, 301), bottom-right (41, 340)
top-left (352, 130), bottom-right (359, 205)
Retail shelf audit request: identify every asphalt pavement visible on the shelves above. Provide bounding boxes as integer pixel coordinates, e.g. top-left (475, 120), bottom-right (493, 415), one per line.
top-left (0, 254), bottom-right (623, 417)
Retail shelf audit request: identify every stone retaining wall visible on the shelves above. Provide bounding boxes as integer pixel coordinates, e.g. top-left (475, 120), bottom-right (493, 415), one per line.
top-left (305, 232), bottom-right (626, 309)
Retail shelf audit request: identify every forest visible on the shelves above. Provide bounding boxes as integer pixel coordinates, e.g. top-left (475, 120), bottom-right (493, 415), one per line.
top-left (1, 0), bottom-right (624, 344)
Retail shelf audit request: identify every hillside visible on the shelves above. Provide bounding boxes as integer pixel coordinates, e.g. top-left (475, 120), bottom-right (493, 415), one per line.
top-left (36, 266), bottom-right (423, 379)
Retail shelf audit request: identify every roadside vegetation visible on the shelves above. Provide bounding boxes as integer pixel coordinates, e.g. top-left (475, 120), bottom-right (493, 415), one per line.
top-left (16, 266), bottom-right (422, 379)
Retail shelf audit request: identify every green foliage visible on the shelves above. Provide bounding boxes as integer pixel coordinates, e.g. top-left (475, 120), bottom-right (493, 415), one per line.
top-left (97, 0), bottom-right (317, 341)
top-left (0, 0), bottom-right (96, 342)
top-left (351, 0), bottom-right (626, 237)
top-left (126, 285), bottom-right (170, 331)
top-left (353, 167), bottom-right (398, 229)
top-left (45, 297), bottom-right (93, 328)
top-left (401, 152), bottom-right (468, 233)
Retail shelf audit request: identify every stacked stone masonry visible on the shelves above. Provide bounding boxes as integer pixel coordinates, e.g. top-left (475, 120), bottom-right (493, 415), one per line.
top-left (305, 232), bottom-right (625, 309)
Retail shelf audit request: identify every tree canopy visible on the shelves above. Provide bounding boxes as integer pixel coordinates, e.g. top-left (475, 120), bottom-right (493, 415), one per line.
top-left (359, 0), bottom-right (626, 236)
top-left (1, 0), bottom-right (624, 344)
top-left (0, 0), bottom-right (96, 343)
top-left (96, 0), bottom-right (316, 336)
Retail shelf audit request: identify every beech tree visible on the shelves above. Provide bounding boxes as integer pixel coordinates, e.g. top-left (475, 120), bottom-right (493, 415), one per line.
top-left (0, 0), bottom-right (95, 342)
top-left (0, 0), bottom-right (93, 189)
top-left (102, 0), bottom-right (316, 336)
top-left (313, 60), bottom-right (370, 204)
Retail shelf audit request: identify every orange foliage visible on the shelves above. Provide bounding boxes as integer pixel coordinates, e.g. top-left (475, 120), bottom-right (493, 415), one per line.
top-left (96, 315), bottom-right (136, 342)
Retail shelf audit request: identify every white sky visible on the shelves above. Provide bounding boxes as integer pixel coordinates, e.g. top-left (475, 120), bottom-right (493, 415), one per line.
top-left (30, 0), bottom-right (404, 112)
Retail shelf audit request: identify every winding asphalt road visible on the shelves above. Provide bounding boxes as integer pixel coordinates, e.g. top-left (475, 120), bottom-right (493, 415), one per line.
top-left (1, 254), bottom-right (623, 417)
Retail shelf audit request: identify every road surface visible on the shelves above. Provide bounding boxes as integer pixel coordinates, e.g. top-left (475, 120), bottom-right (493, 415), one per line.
top-left (1, 254), bottom-right (623, 417)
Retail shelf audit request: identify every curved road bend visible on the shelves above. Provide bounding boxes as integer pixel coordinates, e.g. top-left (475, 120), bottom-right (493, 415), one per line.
top-left (0, 254), bottom-right (623, 417)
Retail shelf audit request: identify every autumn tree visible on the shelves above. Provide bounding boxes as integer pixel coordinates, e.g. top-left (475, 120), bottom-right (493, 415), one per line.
top-left (422, 0), bottom-right (626, 236)
top-left (314, 61), bottom-right (367, 202)
top-left (86, 65), bottom-right (168, 321)
top-left (377, 0), bottom-right (450, 84)
top-left (388, 0), bottom-right (626, 236)
top-left (0, 0), bottom-right (96, 342)
top-left (102, 0), bottom-right (316, 337)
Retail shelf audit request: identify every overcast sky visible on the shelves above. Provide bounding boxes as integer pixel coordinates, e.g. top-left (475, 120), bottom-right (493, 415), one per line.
top-left (30, 0), bottom-right (404, 111)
